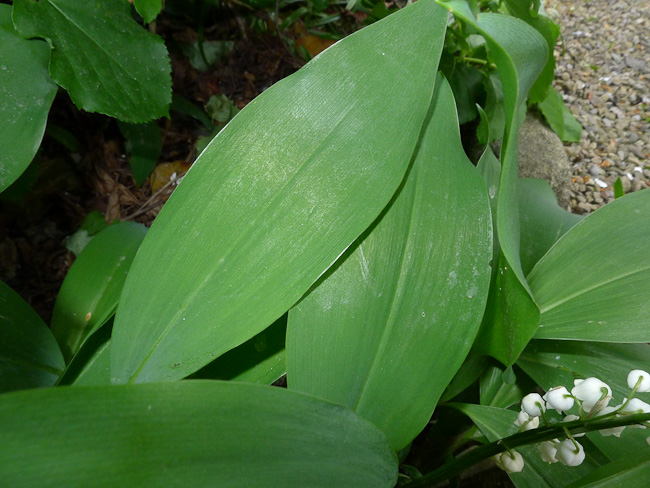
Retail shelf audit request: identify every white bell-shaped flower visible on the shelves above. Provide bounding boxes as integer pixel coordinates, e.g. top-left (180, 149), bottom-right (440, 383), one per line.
top-left (537, 441), bottom-right (558, 464)
top-left (596, 406), bottom-right (625, 437)
top-left (620, 398), bottom-right (650, 414)
top-left (544, 386), bottom-right (574, 413)
top-left (556, 439), bottom-right (586, 466)
top-left (571, 378), bottom-right (612, 413)
top-left (627, 370), bottom-right (650, 392)
top-left (496, 451), bottom-right (524, 473)
top-left (514, 410), bottom-right (539, 430)
top-left (521, 393), bottom-right (546, 417)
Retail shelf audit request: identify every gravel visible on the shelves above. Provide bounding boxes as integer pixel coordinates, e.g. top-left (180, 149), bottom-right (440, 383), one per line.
top-left (545, 0), bottom-right (650, 214)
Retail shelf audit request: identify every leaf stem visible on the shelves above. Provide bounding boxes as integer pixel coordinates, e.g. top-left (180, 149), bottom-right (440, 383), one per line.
top-left (402, 412), bottom-right (650, 487)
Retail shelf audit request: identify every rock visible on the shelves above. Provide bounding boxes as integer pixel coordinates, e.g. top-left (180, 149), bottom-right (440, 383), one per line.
top-left (516, 113), bottom-right (573, 209)
top-left (625, 56), bottom-right (648, 73)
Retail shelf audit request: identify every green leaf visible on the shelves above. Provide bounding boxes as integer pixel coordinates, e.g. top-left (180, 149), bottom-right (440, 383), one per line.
top-left (181, 40), bottom-right (235, 72)
top-left (538, 88), bottom-right (583, 142)
top-left (439, 0), bottom-right (547, 365)
top-left (0, 4), bottom-right (57, 193)
top-left (12, 0), bottom-right (171, 123)
top-left (0, 381), bottom-right (398, 487)
top-left (479, 362), bottom-right (536, 408)
top-left (118, 121), bottom-right (162, 186)
top-left (0, 280), bottom-right (64, 393)
top-left (613, 178), bottom-right (624, 199)
top-left (58, 319), bottom-right (113, 386)
top-left (529, 190), bottom-right (650, 342)
top-left (51, 222), bottom-right (147, 362)
top-left (454, 403), bottom-right (602, 487)
top-left (504, 0), bottom-right (561, 104)
top-left (446, 63), bottom-right (485, 124)
top-left (133, 0), bottom-right (162, 24)
top-left (566, 450), bottom-right (650, 488)
top-left (519, 178), bottom-right (582, 276)
top-left (110, 0), bottom-right (449, 384)
top-left (286, 76), bottom-right (492, 450)
top-left (171, 94), bottom-right (214, 129)
top-left (190, 314), bottom-right (286, 384)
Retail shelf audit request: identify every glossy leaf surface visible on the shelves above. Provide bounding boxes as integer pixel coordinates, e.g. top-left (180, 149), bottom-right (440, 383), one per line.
top-left (287, 77), bottom-right (492, 450)
top-left (111, 0), bottom-right (449, 383)
top-left (0, 382), bottom-right (398, 487)
top-left (0, 4), bottom-right (57, 193)
top-left (440, 0), bottom-right (546, 365)
top-left (13, 0), bottom-right (171, 122)
top-left (51, 223), bottom-right (147, 362)
top-left (0, 280), bottom-right (64, 393)
top-left (529, 190), bottom-right (650, 341)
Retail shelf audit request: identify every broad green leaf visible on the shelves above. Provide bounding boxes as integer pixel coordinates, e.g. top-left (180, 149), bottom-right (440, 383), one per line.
top-left (133, 0), bottom-right (162, 24)
top-left (118, 122), bottom-right (162, 186)
top-left (538, 88), bottom-right (582, 143)
top-left (12, 0), bottom-right (171, 123)
top-left (190, 314), bottom-right (286, 384)
top-left (0, 381), bottom-right (398, 487)
top-left (439, 0), bottom-right (547, 365)
top-left (504, 0), bottom-right (560, 104)
top-left (110, 0), bottom-right (449, 384)
top-left (519, 178), bottom-right (582, 275)
top-left (51, 222), bottom-right (147, 362)
top-left (0, 280), bottom-right (64, 393)
top-left (517, 340), bottom-right (650, 461)
top-left (0, 4), bottom-right (57, 193)
top-left (566, 450), bottom-right (650, 488)
top-left (286, 76), bottom-right (492, 450)
top-left (529, 190), bottom-right (650, 342)
top-left (455, 403), bottom-right (602, 487)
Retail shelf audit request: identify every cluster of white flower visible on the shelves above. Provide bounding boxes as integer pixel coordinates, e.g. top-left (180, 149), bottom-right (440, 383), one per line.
top-left (494, 370), bottom-right (650, 474)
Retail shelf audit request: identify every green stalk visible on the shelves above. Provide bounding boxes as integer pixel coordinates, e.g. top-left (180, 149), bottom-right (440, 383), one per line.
top-left (403, 412), bottom-right (650, 487)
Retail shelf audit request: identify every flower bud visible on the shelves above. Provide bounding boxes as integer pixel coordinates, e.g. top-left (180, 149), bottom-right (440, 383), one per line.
top-left (538, 441), bottom-right (558, 464)
top-left (627, 370), bottom-right (650, 392)
top-left (571, 378), bottom-right (612, 413)
top-left (544, 386), bottom-right (574, 413)
top-left (521, 393), bottom-right (546, 417)
top-left (556, 439), bottom-right (585, 466)
top-left (497, 451), bottom-right (524, 473)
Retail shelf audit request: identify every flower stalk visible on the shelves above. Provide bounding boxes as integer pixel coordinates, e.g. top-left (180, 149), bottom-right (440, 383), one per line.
top-left (402, 412), bottom-right (650, 488)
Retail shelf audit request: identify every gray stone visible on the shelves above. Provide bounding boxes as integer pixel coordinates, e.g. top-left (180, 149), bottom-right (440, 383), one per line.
top-left (516, 113), bottom-right (573, 209)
